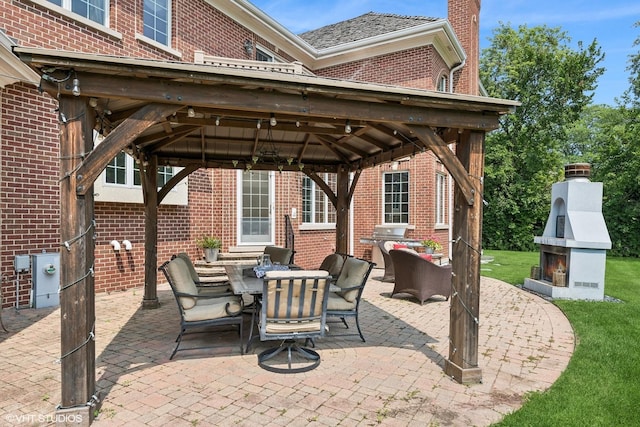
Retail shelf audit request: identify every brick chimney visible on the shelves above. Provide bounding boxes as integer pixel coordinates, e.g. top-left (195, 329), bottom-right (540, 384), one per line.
top-left (448, 0), bottom-right (480, 95)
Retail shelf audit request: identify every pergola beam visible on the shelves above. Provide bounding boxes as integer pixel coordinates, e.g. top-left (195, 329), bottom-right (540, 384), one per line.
top-left (42, 73), bottom-right (503, 131)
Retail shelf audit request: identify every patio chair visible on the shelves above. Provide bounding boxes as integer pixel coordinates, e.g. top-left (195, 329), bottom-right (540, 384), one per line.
top-left (173, 253), bottom-right (231, 294)
top-left (257, 270), bottom-right (331, 373)
top-left (389, 249), bottom-right (452, 305)
top-left (318, 253), bottom-right (347, 283)
top-left (159, 257), bottom-right (244, 359)
top-left (263, 245), bottom-right (295, 265)
top-left (326, 256), bottom-right (375, 342)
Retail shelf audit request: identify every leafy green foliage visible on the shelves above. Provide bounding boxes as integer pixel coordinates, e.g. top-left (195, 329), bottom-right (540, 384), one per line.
top-left (480, 24), bottom-right (604, 251)
top-left (565, 105), bottom-right (640, 257)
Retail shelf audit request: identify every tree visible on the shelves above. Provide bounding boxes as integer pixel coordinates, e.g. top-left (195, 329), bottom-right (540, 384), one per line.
top-left (624, 22), bottom-right (640, 106)
top-left (577, 22), bottom-right (640, 257)
top-left (480, 24), bottom-right (605, 250)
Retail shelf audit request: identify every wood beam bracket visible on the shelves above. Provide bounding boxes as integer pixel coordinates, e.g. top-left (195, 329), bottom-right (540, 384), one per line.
top-left (401, 124), bottom-right (476, 206)
top-left (75, 103), bottom-right (180, 195)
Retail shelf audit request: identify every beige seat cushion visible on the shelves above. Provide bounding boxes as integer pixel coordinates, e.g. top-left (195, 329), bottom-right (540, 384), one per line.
top-left (182, 296), bottom-right (243, 322)
top-left (265, 319), bottom-right (322, 334)
top-left (327, 292), bottom-right (356, 311)
top-left (335, 258), bottom-right (369, 302)
top-left (319, 253), bottom-right (344, 277)
top-left (263, 246), bottom-right (293, 265)
top-left (165, 257), bottom-right (199, 309)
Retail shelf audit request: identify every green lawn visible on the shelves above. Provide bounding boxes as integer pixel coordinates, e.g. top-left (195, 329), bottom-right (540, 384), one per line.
top-left (481, 250), bottom-right (640, 427)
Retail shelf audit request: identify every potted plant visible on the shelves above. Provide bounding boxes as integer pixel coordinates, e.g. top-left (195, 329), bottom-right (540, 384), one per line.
top-left (196, 235), bottom-right (222, 262)
top-left (420, 236), bottom-right (442, 254)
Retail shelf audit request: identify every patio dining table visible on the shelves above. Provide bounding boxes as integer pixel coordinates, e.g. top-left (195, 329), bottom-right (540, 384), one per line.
top-left (224, 264), bottom-right (263, 353)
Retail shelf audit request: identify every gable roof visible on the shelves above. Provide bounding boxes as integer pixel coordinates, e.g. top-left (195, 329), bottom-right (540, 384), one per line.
top-left (300, 12), bottom-right (441, 49)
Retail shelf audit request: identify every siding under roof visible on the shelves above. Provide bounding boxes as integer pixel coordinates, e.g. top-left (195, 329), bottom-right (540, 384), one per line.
top-left (299, 12), bottom-right (441, 49)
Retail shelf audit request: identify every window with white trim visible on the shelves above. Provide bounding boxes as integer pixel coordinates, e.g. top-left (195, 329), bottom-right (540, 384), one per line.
top-left (256, 47), bottom-right (274, 62)
top-left (143, 0), bottom-right (170, 46)
top-left (383, 171), bottom-right (409, 224)
top-left (437, 74), bottom-right (448, 92)
top-left (96, 151), bottom-right (187, 205)
top-left (436, 173), bottom-right (447, 225)
top-left (302, 174), bottom-right (336, 225)
top-left (104, 152), bottom-right (175, 187)
top-left (47, 0), bottom-right (108, 25)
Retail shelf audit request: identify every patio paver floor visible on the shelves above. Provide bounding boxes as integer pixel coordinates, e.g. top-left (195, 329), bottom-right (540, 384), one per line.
top-left (0, 272), bottom-right (574, 426)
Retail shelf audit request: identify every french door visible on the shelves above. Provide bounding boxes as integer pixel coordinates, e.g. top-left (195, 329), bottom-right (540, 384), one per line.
top-left (237, 170), bottom-right (274, 245)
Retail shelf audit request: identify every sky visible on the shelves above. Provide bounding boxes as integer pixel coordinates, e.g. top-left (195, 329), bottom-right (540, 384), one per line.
top-left (250, 0), bottom-right (640, 106)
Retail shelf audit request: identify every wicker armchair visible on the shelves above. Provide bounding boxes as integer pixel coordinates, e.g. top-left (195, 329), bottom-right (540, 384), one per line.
top-left (377, 241), bottom-right (396, 282)
top-left (389, 249), bottom-right (452, 305)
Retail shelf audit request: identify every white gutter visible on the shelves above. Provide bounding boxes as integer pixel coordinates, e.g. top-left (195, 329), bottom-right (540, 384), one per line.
top-left (449, 58), bottom-right (466, 93)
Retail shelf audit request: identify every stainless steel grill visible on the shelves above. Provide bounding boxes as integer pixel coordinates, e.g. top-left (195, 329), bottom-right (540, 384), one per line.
top-left (360, 226), bottom-right (421, 267)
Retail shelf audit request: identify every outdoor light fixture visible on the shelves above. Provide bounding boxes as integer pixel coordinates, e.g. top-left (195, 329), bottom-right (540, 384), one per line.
top-left (270, 113), bottom-right (277, 127)
top-left (256, 119), bottom-right (262, 129)
top-left (71, 78), bottom-right (81, 96)
top-left (187, 106), bottom-right (195, 118)
top-left (344, 119), bottom-right (352, 134)
top-left (215, 116), bottom-right (220, 126)
top-left (244, 39), bottom-right (254, 57)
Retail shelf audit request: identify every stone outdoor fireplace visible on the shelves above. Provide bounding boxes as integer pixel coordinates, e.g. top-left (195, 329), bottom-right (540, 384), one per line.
top-left (524, 164), bottom-right (611, 300)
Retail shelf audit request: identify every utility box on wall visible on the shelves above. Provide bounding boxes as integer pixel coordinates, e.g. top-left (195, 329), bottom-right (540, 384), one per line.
top-left (32, 253), bottom-right (60, 308)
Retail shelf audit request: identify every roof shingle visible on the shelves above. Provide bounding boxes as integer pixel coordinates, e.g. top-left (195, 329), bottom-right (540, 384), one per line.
top-left (300, 12), bottom-right (441, 49)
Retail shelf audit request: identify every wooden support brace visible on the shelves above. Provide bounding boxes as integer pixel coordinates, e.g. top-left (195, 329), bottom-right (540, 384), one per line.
top-left (401, 124), bottom-right (476, 206)
top-left (75, 103), bottom-right (180, 195)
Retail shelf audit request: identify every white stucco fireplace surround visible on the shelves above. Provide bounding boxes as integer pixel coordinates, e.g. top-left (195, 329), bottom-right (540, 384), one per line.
top-left (524, 164), bottom-right (611, 300)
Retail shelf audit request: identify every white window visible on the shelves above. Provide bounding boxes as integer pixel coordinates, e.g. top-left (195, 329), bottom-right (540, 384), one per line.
top-left (255, 47), bottom-right (274, 62)
top-left (383, 171), bottom-right (409, 224)
top-left (437, 74), bottom-right (448, 92)
top-left (46, 0), bottom-right (108, 26)
top-left (436, 173), bottom-right (447, 225)
top-left (96, 151), bottom-right (187, 205)
top-left (143, 0), bottom-right (170, 46)
top-left (302, 174), bottom-right (336, 225)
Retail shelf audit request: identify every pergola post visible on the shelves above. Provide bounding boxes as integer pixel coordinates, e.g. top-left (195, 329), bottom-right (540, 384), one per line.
top-left (58, 95), bottom-right (98, 422)
top-left (445, 129), bottom-right (484, 384)
top-left (335, 166), bottom-right (351, 254)
top-left (142, 155), bottom-right (159, 308)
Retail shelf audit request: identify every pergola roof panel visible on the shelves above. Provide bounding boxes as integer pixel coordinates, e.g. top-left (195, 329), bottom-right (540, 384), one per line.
top-left (14, 47), bottom-right (518, 174)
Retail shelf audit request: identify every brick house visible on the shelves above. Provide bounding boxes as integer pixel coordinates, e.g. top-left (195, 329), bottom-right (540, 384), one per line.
top-left (0, 0), bottom-right (481, 308)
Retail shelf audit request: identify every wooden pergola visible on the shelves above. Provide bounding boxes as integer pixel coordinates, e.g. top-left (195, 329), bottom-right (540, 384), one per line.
top-left (15, 47), bottom-right (517, 420)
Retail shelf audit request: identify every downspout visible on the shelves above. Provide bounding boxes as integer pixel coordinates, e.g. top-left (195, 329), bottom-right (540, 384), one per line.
top-left (449, 58), bottom-right (466, 93)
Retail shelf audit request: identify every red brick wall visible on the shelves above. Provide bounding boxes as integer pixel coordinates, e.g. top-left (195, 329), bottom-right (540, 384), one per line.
top-left (0, 0), bottom-right (463, 307)
top-left (351, 154), bottom-right (450, 262)
top-left (314, 46), bottom-right (439, 90)
top-left (0, 0), bottom-right (260, 306)
top-left (1, 84), bottom-right (59, 307)
top-left (448, 0), bottom-right (481, 95)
